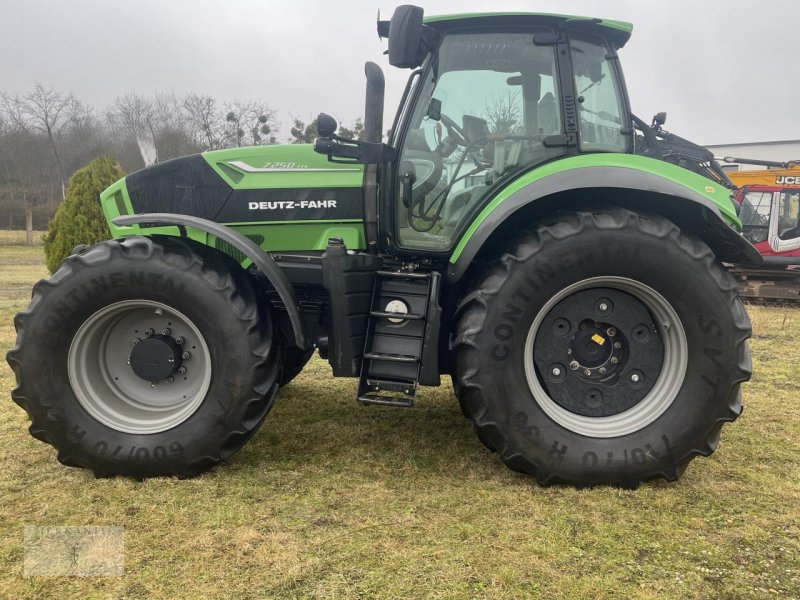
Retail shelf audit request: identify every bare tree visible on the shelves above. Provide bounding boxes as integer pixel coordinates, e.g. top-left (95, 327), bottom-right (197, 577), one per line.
top-left (108, 93), bottom-right (158, 166)
top-left (183, 93), bottom-right (226, 150)
top-left (224, 100), bottom-right (277, 146)
top-left (18, 83), bottom-right (75, 200)
top-left (484, 91), bottom-right (521, 134)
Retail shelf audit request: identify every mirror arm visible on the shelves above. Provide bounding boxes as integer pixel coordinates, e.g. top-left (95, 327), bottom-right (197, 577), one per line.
top-left (314, 136), bottom-right (397, 165)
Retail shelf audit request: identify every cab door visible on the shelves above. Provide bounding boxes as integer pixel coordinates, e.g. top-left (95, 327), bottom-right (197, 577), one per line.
top-left (768, 188), bottom-right (800, 254)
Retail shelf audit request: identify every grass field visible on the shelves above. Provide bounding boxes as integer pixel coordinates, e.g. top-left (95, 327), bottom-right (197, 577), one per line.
top-left (0, 230), bottom-right (45, 245)
top-left (1, 244), bottom-right (798, 599)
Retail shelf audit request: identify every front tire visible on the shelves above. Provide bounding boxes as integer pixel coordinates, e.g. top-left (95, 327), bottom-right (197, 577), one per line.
top-left (453, 209), bottom-right (751, 487)
top-left (7, 236), bottom-right (281, 478)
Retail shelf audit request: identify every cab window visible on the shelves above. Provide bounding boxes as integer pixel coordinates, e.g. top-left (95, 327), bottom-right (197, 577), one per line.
top-left (739, 190), bottom-right (773, 244)
top-left (570, 36), bottom-right (627, 152)
top-left (778, 189), bottom-right (800, 240)
top-left (395, 31), bottom-right (563, 251)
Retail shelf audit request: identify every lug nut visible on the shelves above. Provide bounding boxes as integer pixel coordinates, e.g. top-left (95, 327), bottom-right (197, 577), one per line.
top-left (161, 328), bottom-right (171, 336)
top-left (181, 351), bottom-right (191, 360)
top-left (607, 327), bottom-right (616, 337)
top-left (569, 360), bottom-right (579, 370)
top-left (144, 328), bottom-right (154, 337)
top-left (610, 357), bottom-right (619, 364)
top-left (131, 337), bottom-right (142, 345)
top-left (599, 367), bottom-right (607, 375)
top-left (630, 373), bottom-right (641, 383)
top-left (584, 369), bottom-right (592, 377)
top-left (175, 337), bottom-right (185, 345)
top-left (165, 376), bottom-right (174, 384)
top-left (614, 342), bottom-right (622, 349)
top-left (177, 366), bottom-right (187, 375)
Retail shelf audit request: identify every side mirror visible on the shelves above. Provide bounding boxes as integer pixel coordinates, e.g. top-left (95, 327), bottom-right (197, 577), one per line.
top-left (316, 113), bottom-right (338, 138)
top-left (653, 111), bottom-right (667, 127)
top-left (388, 5), bottom-right (425, 68)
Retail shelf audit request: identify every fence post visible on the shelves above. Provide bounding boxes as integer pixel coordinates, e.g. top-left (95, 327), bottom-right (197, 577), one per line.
top-left (26, 208), bottom-right (33, 245)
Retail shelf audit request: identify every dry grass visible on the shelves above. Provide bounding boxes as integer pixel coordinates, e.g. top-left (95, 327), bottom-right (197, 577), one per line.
top-left (0, 245), bottom-right (798, 599)
top-left (0, 230), bottom-right (45, 246)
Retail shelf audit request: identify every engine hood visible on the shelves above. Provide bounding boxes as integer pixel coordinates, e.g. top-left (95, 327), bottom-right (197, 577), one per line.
top-left (113, 144), bottom-right (365, 225)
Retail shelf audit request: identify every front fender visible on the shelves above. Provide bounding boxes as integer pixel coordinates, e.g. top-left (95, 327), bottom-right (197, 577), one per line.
top-left (113, 213), bottom-right (309, 349)
top-left (448, 154), bottom-right (762, 282)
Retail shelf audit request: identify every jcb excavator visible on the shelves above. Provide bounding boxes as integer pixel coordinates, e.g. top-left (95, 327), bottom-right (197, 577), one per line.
top-left (723, 157), bottom-right (800, 301)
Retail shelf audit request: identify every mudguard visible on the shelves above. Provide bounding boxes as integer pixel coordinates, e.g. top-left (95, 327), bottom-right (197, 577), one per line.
top-left (113, 213), bottom-right (309, 349)
top-left (448, 154), bottom-right (763, 283)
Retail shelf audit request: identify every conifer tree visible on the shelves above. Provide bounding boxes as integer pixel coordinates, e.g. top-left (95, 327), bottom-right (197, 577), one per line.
top-left (43, 156), bottom-right (125, 273)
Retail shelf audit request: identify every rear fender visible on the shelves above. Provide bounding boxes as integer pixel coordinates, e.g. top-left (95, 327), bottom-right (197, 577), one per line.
top-left (448, 156), bottom-right (762, 283)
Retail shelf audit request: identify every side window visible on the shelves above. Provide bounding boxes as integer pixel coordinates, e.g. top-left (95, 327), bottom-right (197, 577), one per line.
top-left (778, 190), bottom-right (800, 240)
top-left (739, 190), bottom-right (773, 244)
top-left (395, 31), bottom-right (562, 251)
top-left (570, 36), bottom-right (627, 152)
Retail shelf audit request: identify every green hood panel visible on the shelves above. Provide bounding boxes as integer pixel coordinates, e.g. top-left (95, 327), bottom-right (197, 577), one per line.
top-left (451, 153), bottom-right (741, 263)
top-left (202, 144), bottom-right (364, 190)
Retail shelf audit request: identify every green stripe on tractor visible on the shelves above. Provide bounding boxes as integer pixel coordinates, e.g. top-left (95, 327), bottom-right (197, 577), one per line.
top-left (450, 153), bottom-right (741, 264)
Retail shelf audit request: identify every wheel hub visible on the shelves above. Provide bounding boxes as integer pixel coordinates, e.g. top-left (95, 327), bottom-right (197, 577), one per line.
top-left (534, 288), bottom-right (664, 418)
top-left (129, 334), bottom-right (183, 382)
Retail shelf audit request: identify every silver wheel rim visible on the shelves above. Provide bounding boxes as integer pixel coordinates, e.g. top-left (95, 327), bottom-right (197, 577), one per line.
top-left (523, 276), bottom-right (688, 438)
top-left (68, 300), bottom-right (212, 434)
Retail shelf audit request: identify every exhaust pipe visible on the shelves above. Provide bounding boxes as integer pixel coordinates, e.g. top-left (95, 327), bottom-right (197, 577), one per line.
top-left (363, 61), bottom-right (385, 252)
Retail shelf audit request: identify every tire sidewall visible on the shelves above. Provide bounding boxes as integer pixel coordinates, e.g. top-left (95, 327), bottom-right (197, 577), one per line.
top-left (18, 238), bottom-right (274, 477)
top-left (466, 220), bottom-right (742, 483)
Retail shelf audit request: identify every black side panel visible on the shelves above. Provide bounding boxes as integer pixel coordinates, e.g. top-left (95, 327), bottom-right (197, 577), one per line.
top-left (321, 239), bottom-right (382, 377)
top-left (127, 155), bottom-right (363, 223)
top-left (127, 155), bottom-right (232, 221)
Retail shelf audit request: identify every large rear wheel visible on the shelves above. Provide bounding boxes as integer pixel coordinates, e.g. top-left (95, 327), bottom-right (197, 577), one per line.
top-left (453, 209), bottom-right (752, 487)
top-left (7, 236), bottom-right (281, 478)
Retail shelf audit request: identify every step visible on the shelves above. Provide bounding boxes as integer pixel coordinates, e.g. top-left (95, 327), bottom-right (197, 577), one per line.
top-left (376, 270), bottom-right (431, 280)
top-left (357, 394), bottom-right (415, 408)
top-left (364, 378), bottom-right (416, 394)
top-left (363, 352), bottom-right (419, 363)
top-left (369, 310), bottom-right (425, 320)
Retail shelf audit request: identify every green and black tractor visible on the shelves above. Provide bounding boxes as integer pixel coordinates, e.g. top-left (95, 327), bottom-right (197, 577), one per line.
top-left (8, 6), bottom-right (760, 486)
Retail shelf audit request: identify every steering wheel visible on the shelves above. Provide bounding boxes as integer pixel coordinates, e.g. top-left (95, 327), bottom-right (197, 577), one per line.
top-left (439, 114), bottom-right (470, 146)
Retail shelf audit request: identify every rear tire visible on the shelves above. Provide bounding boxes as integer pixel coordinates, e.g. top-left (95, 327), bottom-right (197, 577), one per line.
top-left (453, 209), bottom-right (752, 487)
top-left (7, 236), bottom-right (281, 478)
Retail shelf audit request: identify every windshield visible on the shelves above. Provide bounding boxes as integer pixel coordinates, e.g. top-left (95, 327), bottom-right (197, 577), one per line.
top-left (395, 30), bottom-right (563, 251)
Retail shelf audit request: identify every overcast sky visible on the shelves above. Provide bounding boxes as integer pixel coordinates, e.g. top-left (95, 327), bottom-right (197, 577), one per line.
top-left (1, 0), bottom-right (798, 145)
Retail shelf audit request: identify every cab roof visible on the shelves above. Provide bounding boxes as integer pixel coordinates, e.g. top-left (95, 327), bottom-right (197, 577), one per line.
top-left (423, 12), bottom-right (633, 48)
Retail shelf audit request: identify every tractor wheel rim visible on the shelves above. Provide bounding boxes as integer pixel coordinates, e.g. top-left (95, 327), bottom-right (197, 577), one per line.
top-left (523, 276), bottom-right (688, 438)
top-left (68, 300), bottom-right (212, 434)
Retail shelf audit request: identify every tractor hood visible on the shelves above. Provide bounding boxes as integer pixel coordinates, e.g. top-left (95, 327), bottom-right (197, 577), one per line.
top-left (103, 144), bottom-right (365, 227)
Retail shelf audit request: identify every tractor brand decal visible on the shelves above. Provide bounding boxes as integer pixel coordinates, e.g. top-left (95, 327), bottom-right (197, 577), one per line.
top-left (215, 187), bottom-right (363, 222)
top-left (248, 200), bottom-right (338, 210)
top-left (227, 160), bottom-right (360, 173)
top-left (777, 176), bottom-right (799, 185)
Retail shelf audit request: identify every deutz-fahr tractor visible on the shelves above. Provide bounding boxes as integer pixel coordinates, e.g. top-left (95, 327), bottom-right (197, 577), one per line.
top-left (7, 6), bottom-right (761, 486)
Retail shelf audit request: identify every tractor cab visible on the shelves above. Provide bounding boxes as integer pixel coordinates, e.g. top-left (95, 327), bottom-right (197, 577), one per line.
top-left (315, 7), bottom-right (634, 254)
